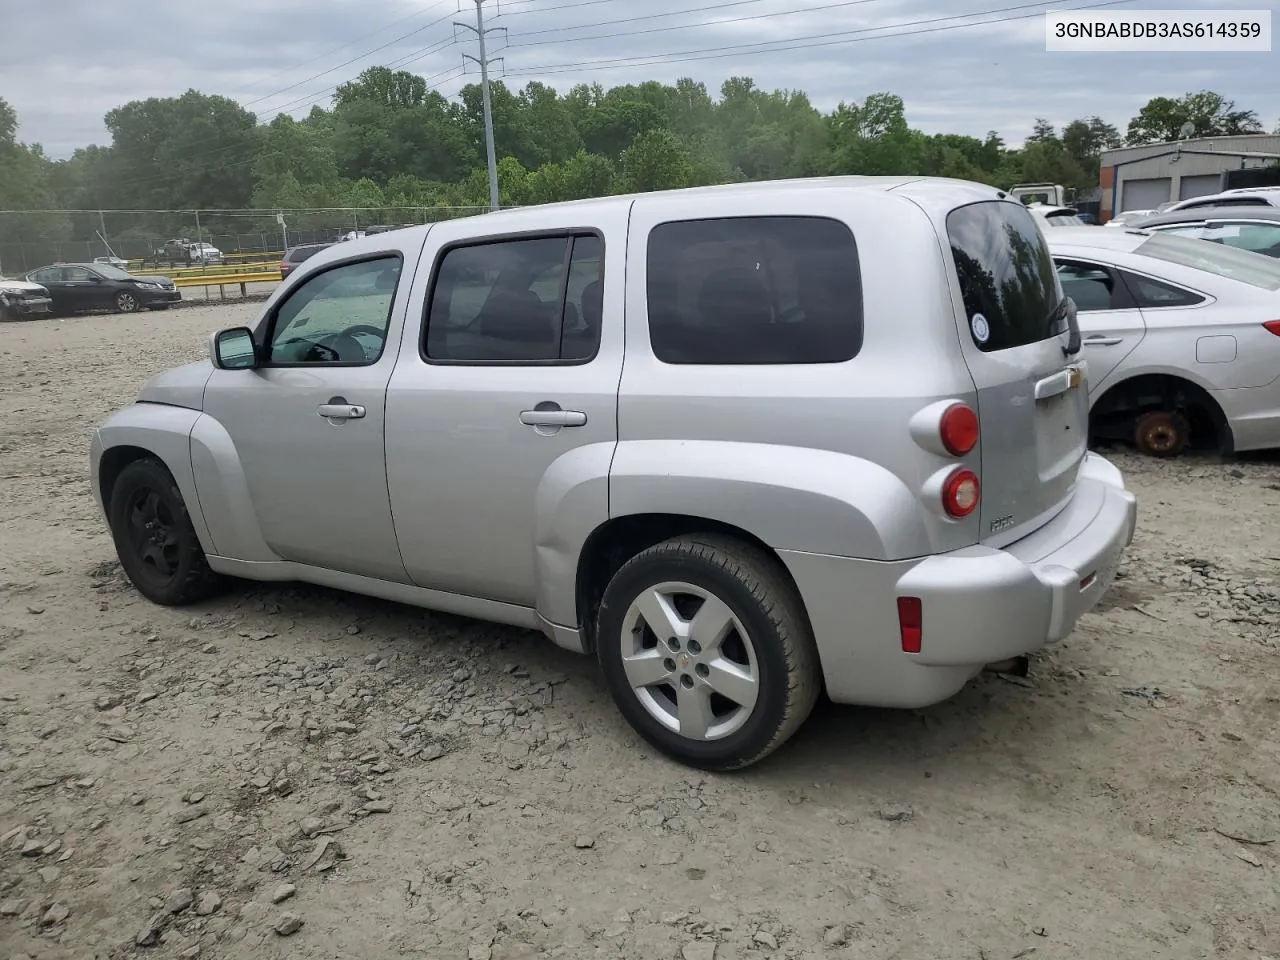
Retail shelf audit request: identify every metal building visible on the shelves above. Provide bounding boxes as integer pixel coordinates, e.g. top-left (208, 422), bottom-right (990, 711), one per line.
top-left (1098, 134), bottom-right (1280, 218)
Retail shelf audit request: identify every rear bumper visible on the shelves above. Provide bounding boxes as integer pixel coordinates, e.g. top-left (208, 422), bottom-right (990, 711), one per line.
top-left (780, 453), bottom-right (1137, 708)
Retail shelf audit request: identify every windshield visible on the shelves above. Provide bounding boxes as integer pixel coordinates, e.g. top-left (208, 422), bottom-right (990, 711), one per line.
top-left (1135, 232), bottom-right (1280, 291)
top-left (95, 264), bottom-right (134, 280)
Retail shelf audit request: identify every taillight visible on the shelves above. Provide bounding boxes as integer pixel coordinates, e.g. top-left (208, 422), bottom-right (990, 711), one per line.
top-left (1264, 320), bottom-right (1280, 337)
top-left (897, 597), bottom-right (922, 653)
top-left (279, 262), bottom-right (288, 271)
top-left (941, 467), bottom-right (980, 518)
top-left (939, 402), bottom-right (979, 456)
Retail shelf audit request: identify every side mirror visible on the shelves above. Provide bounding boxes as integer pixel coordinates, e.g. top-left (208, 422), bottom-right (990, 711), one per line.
top-left (210, 327), bottom-right (259, 370)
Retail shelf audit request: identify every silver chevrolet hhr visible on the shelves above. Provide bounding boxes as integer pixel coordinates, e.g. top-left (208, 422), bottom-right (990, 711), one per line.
top-left (90, 176), bottom-right (1137, 771)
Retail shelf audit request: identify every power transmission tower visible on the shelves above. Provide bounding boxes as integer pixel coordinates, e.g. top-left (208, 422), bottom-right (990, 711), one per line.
top-left (456, 0), bottom-right (506, 212)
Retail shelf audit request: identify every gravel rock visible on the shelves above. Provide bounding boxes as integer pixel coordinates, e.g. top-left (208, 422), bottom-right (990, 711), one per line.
top-left (165, 888), bottom-right (195, 914)
top-left (195, 891), bottom-right (222, 916)
top-left (274, 913), bottom-right (304, 936)
top-left (272, 883), bottom-right (297, 904)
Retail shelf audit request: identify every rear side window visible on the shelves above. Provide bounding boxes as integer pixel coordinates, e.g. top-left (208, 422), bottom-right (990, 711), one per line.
top-left (1118, 272), bottom-right (1204, 308)
top-left (424, 233), bottom-right (603, 363)
top-left (1055, 260), bottom-right (1124, 311)
top-left (947, 201), bottom-right (1065, 352)
top-left (646, 216), bottom-right (862, 365)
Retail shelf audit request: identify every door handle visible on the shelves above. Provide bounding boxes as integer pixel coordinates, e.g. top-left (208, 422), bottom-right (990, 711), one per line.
top-left (317, 403), bottom-right (365, 420)
top-left (1083, 336), bottom-right (1123, 346)
top-left (519, 409), bottom-right (587, 427)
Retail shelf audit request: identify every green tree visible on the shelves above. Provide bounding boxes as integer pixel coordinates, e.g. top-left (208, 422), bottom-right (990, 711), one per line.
top-left (1126, 90), bottom-right (1263, 144)
top-left (621, 129), bottom-right (692, 192)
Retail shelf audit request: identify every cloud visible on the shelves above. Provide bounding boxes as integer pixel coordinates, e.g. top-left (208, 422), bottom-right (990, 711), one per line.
top-left (1, 0), bottom-right (1275, 158)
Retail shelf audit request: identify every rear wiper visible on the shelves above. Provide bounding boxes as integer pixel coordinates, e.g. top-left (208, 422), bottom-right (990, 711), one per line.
top-left (1050, 296), bottom-right (1081, 357)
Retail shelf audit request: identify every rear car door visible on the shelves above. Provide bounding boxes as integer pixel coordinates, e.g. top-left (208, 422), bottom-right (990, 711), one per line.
top-left (1054, 258), bottom-right (1147, 392)
top-left (384, 209), bottom-right (624, 608)
top-left (28, 268), bottom-right (70, 311)
top-left (946, 200), bottom-right (1088, 545)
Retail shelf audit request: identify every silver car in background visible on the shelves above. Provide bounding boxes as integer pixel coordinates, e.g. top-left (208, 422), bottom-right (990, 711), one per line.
top-left (1048, 227), bottom-right (1280, 456)
top-left (90, 177), bottom-right (1136, 771)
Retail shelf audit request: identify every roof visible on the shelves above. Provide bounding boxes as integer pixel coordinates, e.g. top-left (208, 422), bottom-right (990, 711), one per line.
top-left (1133, 205), bottom-right (1280, 228)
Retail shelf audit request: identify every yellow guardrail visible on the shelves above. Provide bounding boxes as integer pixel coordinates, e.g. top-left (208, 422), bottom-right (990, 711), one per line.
top-left (172, 270), bottom-right (280, 290)
top-left (133, 259), bottom-right (282, 278)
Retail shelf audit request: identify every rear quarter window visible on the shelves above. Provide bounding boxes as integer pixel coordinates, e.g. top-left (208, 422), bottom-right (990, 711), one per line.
top-left (947, 201), bottom-right (1065, 352)
top-left (646, 216), bottom-right (862, 365)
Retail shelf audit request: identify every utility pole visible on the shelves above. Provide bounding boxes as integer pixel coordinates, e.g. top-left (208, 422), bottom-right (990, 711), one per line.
top-left (456, 0), bottom-right (505, 212)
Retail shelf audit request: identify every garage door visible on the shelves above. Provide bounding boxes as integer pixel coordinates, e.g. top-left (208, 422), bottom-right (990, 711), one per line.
top-left (1179, 174), bottom-right (1222, 200)
top-left (1119, 178), bottom-right (1172, 211)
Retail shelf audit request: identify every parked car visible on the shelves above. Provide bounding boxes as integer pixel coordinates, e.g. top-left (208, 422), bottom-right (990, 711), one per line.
top-left (145, 239), bottom-right (224, 267)
top-left (90, 177), bottom-right (1137, 771)
top-left (1047, 226), bottom-right (1280, 457)
top-left (1104, 209), bottom-right (1155, 228)
top-left (1164, 187), bottom-right (1280, 213)
top-left (1027, 203), bottom-right (1087, 226)
top-left (24, 263), bottom-right (181, 314)
top-left (94, 255), bottom-right (129, 270)
top-left (0, 274), bottom-right (53, 322)
top-left (279, 242), bottom-right (332, 280)
top-left (186, 242), bottom-right (224, 264)
top-left (1129, 205), bottom-right (1280, 259)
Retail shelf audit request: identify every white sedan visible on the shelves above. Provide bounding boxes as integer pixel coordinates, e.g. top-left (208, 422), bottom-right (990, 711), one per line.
top-left (1046, 227), bottom-right (1280, 457)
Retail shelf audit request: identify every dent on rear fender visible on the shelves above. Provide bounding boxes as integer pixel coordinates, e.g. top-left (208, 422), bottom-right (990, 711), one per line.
top-left (607, 440), bottom-right (931, 560)
top-left (95, 403), bottom-right (215, 555)
top-left (532, 443), bottom-right (615, 628)
top-left (188, 414), bottom-right (279, 562)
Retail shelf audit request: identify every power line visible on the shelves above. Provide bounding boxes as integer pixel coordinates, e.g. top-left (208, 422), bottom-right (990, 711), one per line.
top-left (511, 0), bottom-right (828, 38)
top-left (224, 0), bottom-right (457, 96)
top-left (506, 0), bottom-right (922, 50)
top-left (501, 0), bottom-right (1139, 75)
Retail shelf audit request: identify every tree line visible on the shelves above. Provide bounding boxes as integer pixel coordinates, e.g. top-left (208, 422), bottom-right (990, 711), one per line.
top-left (0, 74), bottom-right (1272, 221)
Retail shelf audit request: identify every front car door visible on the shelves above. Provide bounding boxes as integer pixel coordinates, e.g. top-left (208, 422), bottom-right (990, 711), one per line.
top-left (200, 243), bottom-right (423, 582)
top-left (1054, 257), bottom-right (1147, 393)
top-left (384, 206), bottom-right (626, 613)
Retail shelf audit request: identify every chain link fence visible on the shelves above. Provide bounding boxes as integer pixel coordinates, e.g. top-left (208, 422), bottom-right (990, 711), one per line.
top-left (0, 207), bottom-right (491, 275)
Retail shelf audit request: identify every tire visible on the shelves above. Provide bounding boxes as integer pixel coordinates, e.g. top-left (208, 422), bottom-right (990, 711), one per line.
top-left (595, 534), bottom-right (820, 772)
top-left (1134, 409), bottom-right (1189, 457)
top-left (107, 458), bottom-right (223, 606)
top-left (115, 291), bottom-right (139, 313)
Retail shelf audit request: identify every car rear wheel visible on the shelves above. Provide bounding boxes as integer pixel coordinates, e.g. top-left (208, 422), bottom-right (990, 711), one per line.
top-left (115, 291), bottom-right (139, 313)
top-left (107, 458), bottom-right (223, 606)
top-left (596, 534), bottom-right (820, 772)
top-left (1134, 409), bottom-right (1190, 457)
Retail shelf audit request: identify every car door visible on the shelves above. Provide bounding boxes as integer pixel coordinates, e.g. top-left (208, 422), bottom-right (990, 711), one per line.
top-left (1054, 258), bottom-right (1147, 393)
top-left (65, 266), bottom-right (113, 310)
top-left (384, 209), bottom-right (625, 609)
top-left (28, 268), bottom-right (70, 312)
top-left (200, 248), bottom-right (420, 583)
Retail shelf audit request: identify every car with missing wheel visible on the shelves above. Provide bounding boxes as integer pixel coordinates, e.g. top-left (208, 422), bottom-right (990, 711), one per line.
top-left (0, 274), bottom-right (54, 322)
top-left (89, 176), bottom-right (1137, 771)
top-left (24, 262), bottom-right (181, 315)
top-left (1047, 226), bottom-right (1280, 457)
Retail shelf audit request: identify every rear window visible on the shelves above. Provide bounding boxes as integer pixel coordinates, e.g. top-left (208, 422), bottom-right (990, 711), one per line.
top-left (947, 200), bottom-right (1066, 352)
top-left (1135, 231), bottom-right (1280, 291)
top-left (287, 245), bottom-right (327, 263)
top-left (646, 216), bottom-right (862, 365)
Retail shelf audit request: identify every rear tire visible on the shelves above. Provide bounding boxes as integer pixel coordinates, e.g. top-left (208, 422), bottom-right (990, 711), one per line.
top-left (1134, 409), bottom-right (1190, 457)
top-left (595, 534), bottom-right (820, 772)
top-left (107, 458), bottom-right (224, 606)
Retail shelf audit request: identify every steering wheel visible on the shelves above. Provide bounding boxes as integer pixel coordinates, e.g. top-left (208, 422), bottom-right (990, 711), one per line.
top-left (343, 324), bottom-right (386, 340)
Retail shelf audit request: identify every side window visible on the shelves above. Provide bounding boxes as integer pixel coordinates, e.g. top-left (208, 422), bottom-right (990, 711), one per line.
top-left (65, 267), bottom-right (93, 282)
top-left (1055, 260), bottom-right (1122, 312)
top-left (267, 255), bottom-right (401, 365)
top-left (424, 233), bottom-right (602, 363)
top-left (30, 268), bottom-right (56, 283)
top-left (1203, 222), bottom-right (1280, 257)
top-left (1151, 225), bottom-right (1205, 240)
top-left (645, 216), bottom-right (862, 365)
top-left (1118, 271), bottom-right (1205, 308)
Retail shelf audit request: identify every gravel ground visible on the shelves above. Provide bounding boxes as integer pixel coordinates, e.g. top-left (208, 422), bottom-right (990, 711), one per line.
top-left (1, 304), bottom-right (1278, 960)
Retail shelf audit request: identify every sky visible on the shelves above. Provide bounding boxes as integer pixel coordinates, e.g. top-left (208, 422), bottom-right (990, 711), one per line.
top-left (1, 0), bottom-right (1276, 159)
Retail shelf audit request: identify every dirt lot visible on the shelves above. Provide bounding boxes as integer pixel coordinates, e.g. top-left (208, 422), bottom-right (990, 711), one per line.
top-left (2, 304), bottom-right (1278, 960)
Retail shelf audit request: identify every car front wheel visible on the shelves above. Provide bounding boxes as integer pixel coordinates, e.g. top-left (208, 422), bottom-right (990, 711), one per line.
top-left (107, 458), bottom-right (223, 605)
top-left (115, 291), bottom-right (139, 313)
top-left (596, 534), bottom-right (820, 772)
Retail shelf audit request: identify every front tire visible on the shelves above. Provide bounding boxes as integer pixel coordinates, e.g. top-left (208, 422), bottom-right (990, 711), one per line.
top-left (115, 291), bottom-right (139, 313)
top-left (107, 458), bottom-right (223, 605)
top-left (596, 535), bottom-right (820, 772)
